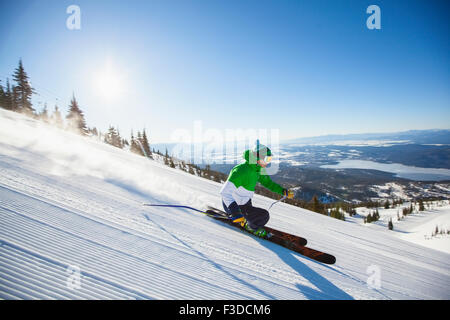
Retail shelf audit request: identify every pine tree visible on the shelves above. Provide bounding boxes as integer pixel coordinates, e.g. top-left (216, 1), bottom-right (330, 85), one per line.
top-left (12, 59), bottom-right (35, 115)
top-left (141, 129), bottom-right (152, 158)
top-left (0, 80), bottom-right (5, 109)
top-left (403, 207), bottom-right (409, 217)
top-left (374, 208), bottom-right (380, 221)
top-left (330, 206), bottom-right (345, 221)
top-left (310, 195), bottom-right (325, 215)
top-left (130, 131), bottom-right (143, 155)
top-left (3, 78), bottom-right (14, 110)
top-left (116, 128), bottom-right (123, 148)
top-left (136, 131), bottom-right (142, 146)
top-left (169, 156), bottom-right (175, 168)
top-left (418, 199), bottom-right (425, 211)
top-left (104, 126), bottom-right (112, 144)
top-left (388, 218), bottom-right (394, 230)
top-left (90, 127), bottom-right (98, 136)
top-left (164, 148), bottom-right (170, 166)
top-left (0, 80), bottom-right (12, 110)
top-left (105, 126), bottom-right (123, 148)
top-left (66, 94), bottom-right (87, 135)
top-left (135, 131), bottom-right (144, 155)
top-left (39, 103), bottom-right (49, 122)
top-left (51, 105), bottom-right (63, 128)
top-left (106, 126), bottom-right (114, 145)
top-left (365, 209), bottom-right (380, 224)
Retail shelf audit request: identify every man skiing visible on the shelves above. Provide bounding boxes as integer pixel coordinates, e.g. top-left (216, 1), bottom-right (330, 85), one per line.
top-left (220, 141), bottom-right (294, 237)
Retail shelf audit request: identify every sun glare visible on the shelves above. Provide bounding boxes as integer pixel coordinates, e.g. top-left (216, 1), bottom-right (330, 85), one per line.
top-left (93, 62), bottom-right (124, 101)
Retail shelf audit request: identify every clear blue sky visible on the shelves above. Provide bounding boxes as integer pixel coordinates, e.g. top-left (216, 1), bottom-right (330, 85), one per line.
top-left (0, 0), bottom-right (449, 142)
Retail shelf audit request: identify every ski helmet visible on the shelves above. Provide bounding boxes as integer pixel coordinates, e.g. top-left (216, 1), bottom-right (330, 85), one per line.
top-left (252, 140), bottom-right (272, 163)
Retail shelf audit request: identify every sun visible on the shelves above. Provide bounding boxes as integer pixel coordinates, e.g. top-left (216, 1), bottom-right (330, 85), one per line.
top-left (93, 61), bottom-right (124, 101)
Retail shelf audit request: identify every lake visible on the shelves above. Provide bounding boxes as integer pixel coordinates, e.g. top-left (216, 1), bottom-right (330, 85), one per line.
top-left (321, 160), bottom-right (450, 181)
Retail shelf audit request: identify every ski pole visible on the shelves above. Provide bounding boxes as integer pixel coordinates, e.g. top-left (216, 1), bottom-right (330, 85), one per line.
top-left (268, 195), bottom-right (287, 211)
top-left (142, 203), bottom-right (231, 219)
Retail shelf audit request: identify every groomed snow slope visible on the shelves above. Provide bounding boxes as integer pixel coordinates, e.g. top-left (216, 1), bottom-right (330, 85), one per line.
top-left (0, 109), bottom-right (449, 300)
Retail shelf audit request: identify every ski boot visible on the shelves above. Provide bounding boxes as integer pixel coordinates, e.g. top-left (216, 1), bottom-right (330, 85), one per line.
top-left (242, 220), bottom-right (268, 238)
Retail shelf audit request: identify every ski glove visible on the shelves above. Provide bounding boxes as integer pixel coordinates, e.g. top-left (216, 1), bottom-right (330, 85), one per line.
top-left (283, 189), bottom-right (294, 199)
top-left (232, 213), bottom-right (245, 223)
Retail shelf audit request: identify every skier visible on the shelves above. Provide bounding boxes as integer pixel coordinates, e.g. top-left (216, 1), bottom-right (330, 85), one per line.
top-left (220, 141), bottom-right (294, 237)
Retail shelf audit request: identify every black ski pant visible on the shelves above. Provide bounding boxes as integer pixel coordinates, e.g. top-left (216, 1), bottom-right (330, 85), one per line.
top-left (223, 199), bottom-right (269, 230)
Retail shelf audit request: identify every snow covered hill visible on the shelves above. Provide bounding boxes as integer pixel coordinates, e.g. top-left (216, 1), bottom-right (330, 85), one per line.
top-left (354, 201), bottom-right (450, 254)
top-left (0, 109), bottom-right (449, 300)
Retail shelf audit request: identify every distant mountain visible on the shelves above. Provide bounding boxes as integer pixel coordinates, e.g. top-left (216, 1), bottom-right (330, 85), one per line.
top-left (283, 129), bottom-right (450, 146)
top-left (155, 129), bottom-right (450, 202)
top-left (154, 129), bottom-right (450, 163)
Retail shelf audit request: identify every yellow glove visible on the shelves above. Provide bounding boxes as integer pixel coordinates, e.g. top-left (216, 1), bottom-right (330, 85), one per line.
top-left (283, 189), bottom-right (294, 199)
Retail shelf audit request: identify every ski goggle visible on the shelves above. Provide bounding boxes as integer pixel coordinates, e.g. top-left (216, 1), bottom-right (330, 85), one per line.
top-left (262, 156), bottom-right (272, 163)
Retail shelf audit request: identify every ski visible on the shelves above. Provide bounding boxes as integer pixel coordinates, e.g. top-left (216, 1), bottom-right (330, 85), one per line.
top-left (206, 206), bottom-right (336, 265)
top-left (205, 206), bottom-right (307, 246)
top-left (143, 203), bottom-right (336, 265)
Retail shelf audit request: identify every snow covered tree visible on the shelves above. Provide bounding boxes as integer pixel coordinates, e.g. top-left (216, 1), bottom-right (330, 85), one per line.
top-left (12, 59), bottom-right (35, 115)
top-left (130, 131), bottom-right (144, 156)
top-left (104, 126), bottom-right (123, 148)
top-left (89, 127), bottom-right (99, 136)
top-left (66, 95), bottom-right (87, 135)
